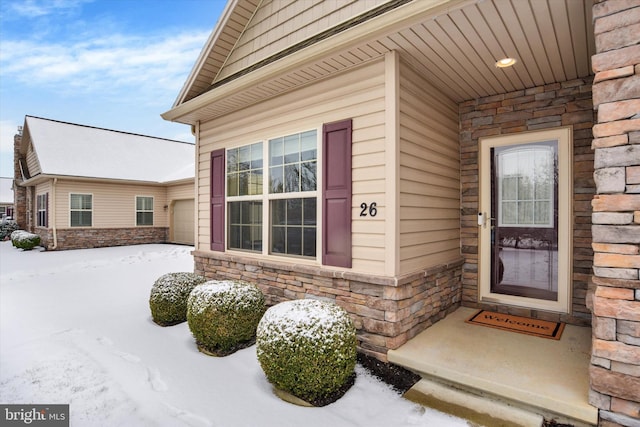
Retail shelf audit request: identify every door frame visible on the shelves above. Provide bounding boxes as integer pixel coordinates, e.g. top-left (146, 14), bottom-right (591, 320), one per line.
top-left (478, 126), bottom-right (573, 313)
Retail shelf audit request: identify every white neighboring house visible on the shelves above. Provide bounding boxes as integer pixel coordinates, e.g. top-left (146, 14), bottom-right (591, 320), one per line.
top-left (0, 177), bottom-right (14, 219)
top-left (14, 116), bottom-right (195, 250)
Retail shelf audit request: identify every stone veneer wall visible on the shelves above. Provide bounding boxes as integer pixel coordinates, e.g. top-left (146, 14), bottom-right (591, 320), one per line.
top-left (193, 250), bottom-right (463, 361)
top-left (588, 1), bottom-right (640, 426)
top-left (13, 134), bottom-right (27, 231)
top-left (460, 79), bottom-right (595, 326)
top-left (50, 227), bottom-right (169, 250)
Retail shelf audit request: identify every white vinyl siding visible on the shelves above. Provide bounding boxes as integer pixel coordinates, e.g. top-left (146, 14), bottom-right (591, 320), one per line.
top-left (398, 60), bottom-right (460, 274)
top-left (198, 58), bottom-right (386, 274)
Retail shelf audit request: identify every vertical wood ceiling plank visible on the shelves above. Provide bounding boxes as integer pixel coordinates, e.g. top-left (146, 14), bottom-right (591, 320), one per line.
top-left (523, 0), bottom-right (569, 82)
top-left (567, 0), bottom-right (592, 77)
top-left (458, 5), bottom-right (525, 91)
top-left (477, 0), bottom-right (540, 88)
top-left (383, 33), bottom-right (473, 102)
top-left (410, 24), bottom-right (483, 98)
top-left (548, 0), bottom-right (578, 81)
top-left (436, 12), bottom-right (508, 94)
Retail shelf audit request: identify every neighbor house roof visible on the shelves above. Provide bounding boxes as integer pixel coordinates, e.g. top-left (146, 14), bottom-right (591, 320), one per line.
top-left (0, 178), bottom-right (13, 204)
top-left (22, 116), bottom-right (194, 184)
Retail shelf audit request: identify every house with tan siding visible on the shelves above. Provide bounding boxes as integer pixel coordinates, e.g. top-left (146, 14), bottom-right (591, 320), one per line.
top-left (162, 1), bottom-right (639, 425)
top-left (13, 116), bottom-right (195, 250)
top-left (0, 177), bottom-right (14, 219)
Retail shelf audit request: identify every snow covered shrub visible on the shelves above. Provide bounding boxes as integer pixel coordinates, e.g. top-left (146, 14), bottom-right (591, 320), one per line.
top-left (256, 299), bottom-right (357, 406)
top-left (0, 221), bottom-right (18, 240)
top-left (11, 230), bottom-right (41, 250)
top-left (187, 280), bottom-right (265, 356)
top-left (149, 272), bottom-right (207, 326)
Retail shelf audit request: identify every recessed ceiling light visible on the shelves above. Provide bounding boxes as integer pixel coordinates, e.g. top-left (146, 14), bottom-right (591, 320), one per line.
top-left (495, 57), bottom-right (517, 68)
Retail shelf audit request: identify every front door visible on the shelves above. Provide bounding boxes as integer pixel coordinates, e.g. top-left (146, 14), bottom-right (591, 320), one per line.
top-left (479, 127), bottom-right (572, 313)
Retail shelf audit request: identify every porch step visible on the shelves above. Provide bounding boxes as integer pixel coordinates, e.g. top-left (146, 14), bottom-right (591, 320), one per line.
top-left (404, 377), bottom-right (544, 427)
top-left (388, 307), bottom-right (598, 426)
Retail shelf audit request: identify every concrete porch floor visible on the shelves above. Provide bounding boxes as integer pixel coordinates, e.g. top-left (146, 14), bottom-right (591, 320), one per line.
top-left (388, 307), bottom-right (598, 426)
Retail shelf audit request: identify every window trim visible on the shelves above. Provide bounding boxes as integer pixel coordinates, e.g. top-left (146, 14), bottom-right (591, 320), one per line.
top-left (69, 193), bottom-right (93, 228)
top-left (224, 127), bottom-right (321, 260)
top-left (135, 195), bottom-right (154, 227)
top-left (36, 193), bottom-right (48, 228)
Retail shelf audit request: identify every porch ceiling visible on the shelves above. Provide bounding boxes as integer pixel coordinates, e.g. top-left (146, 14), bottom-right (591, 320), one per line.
top-left (168, 0), bottom-right (595, 124)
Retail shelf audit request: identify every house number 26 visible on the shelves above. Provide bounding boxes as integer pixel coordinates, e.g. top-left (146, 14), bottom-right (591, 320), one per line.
top-left (360, 202), bottom-right (378, 217)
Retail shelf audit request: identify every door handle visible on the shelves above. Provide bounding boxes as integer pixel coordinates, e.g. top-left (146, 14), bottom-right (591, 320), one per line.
top-left (478, 212), bottom-right (487, 228)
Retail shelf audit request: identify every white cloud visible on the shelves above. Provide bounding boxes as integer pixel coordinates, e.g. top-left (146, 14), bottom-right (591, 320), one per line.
top-left (7, 0), bottom-right (92, 18)
top-left (0, 119), bottom-right (20, 178)
top-left (0, 30), bottom-right (208, 106)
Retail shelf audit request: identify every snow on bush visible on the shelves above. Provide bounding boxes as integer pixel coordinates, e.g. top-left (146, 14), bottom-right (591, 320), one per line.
top-left (149, 272), bottom-right (207, 326)
top-left (256, 299), bottom-right (357, 406)
top-left (187, 280), bottom-right (265, 356)
top-left (0, 221), bottom-right (18, 240)
top-left (11, 230), bottom-right (41, 250)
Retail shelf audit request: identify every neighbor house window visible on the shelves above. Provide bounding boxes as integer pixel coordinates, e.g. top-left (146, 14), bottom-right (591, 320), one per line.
top-left (225, 130), bottom-right (317, 257)
top-left (70, 193), bottom-right (92, 227)
top-left (36, 193), bottom-right (48, 227)
top-left (136, 196), bottom-right (154, 226)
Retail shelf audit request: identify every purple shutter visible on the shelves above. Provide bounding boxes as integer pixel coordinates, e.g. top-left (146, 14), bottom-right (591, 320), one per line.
top-left (322, 119), bottom-right (352, 268)
top-left (45, 193), bottom-right (49, 228)
top-left (210, 149), bottom-right (225, 251)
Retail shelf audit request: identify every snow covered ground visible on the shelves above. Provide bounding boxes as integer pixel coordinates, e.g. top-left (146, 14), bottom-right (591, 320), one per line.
top-left (0, 242), bottom-right (469, 427)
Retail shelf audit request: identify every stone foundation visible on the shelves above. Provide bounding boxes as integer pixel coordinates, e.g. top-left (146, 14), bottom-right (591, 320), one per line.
top-left (194, 250), bottom-right (463, 361)
top-left (47, 227), bottom-right (169, 250)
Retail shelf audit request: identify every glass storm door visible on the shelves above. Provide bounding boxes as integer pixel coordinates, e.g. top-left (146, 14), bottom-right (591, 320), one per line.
top-left (479, 128), bottom-right (571, 313)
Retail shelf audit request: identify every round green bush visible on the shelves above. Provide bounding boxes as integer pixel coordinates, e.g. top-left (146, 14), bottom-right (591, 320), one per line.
top-left (149, 272), bottom-right (207, 326)
top-left (256, 299), bottom-right (357, 405)
top-left (187, 280), bottom-right (265, 356)
top-left (0, 221), bottom-right (19, 241)
top-left (11, 230), bottom-right (41, 250)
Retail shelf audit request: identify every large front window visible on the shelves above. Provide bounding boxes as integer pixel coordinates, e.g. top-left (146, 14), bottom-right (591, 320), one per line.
top-left (226, 130), bottom-right (317, 258)
top-left (70, 194), bottom-right (92, 227)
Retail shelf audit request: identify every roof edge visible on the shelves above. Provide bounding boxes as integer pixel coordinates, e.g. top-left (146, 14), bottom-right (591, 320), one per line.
top-left (162, 0), bottom-right (472, 124)
top-left (19, 174), bottom-right (195, 187)
top-left (25, 115), bottom-right (193, 145)
top-left (171, 0), bottom-right (243, 108)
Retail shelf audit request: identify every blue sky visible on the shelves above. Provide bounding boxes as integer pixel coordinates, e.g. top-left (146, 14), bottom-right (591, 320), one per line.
top-left (0, 0), bottom-right (227, 177)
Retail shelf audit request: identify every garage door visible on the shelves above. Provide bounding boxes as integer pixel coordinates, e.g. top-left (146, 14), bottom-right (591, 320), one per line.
top-left (172, 199), bottom-right (194, 245)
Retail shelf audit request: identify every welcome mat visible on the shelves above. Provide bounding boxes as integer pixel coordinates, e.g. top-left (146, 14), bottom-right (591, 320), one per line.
top-left (466, 310), bottom-right (565, 340)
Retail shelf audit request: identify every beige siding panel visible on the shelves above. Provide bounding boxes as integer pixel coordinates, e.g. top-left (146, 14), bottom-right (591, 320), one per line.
top-left (400, 218), bottom-right (460, 234)
top-left (167, 182), bottom-right (194, 201)
top-left (34, 181), bottom-right (52, 226)
top-left (197, 59), bottom-right (386, 275)
top-left (53, 180), bottom-right (168, 229)
top-left (217, 0), bottom-right (387, 81)
top-left (26, 144), bottom-right (41, 176)
top-left (399, 60), bottom-right (460, 275)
